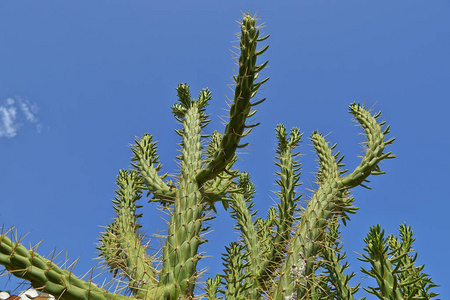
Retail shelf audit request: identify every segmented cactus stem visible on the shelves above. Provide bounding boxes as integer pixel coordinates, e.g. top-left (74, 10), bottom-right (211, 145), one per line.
top-left (196, 13), bottom-right (269, 185)
top-left (0, 231), bottom-right (129, 300)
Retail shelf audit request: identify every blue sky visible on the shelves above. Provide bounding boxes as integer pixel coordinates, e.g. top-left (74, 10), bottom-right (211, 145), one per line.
top-left (1, 1), bottom-right (449, 298)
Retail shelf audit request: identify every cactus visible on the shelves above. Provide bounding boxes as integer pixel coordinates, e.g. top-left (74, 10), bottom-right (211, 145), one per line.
top-left (0, 13), bottom-right (438, 300)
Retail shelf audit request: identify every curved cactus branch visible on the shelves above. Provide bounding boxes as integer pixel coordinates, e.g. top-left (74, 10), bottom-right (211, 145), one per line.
top-left (196, 13), bottom-right (269, 185)
top-left (222, 242), bottom-right (250, 300)
top-left (260, 125), bottom-right (302, 285)
top-left (228, 174), bottom-right (263, 299)
top-left (359, 225), bottom-right (404, 300)
top-left (340, 103), bottom-right (395, 189)
top-left (0, 231), bottom-right (128, 300)
top-left (319, 221), bottom-right (359, 299)
top-left (226, 126), bottom-right (303, 298)
top-left (205, 274), bottom-right (223, 300)
top-left (273, 103), bottom-right (394, 299)
top-left (98, 170), bottom-right (157, 298)
top-left (200, 131), bottom-right (240, 212)
top-left (131, 134), bottom-right (176, 205)
top-left (360, 224), bottom-right (440, 299)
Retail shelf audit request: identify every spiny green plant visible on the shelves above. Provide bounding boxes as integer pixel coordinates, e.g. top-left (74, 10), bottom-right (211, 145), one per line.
top-left (0, 13), bottom-right (438, 300)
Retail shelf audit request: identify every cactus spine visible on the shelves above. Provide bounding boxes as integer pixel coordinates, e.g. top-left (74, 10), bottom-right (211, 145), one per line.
top-left (0, 13), bottom-right (438, 300)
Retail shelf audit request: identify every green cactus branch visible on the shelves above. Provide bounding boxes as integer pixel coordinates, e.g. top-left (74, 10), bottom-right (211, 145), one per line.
top-left (386, 224), bottom-right (439, 299)
top-left (0, 230), bottom-right (128, 300)
top-left (222, 242), bottom-right (250, 300)
top-left (158, 89), bottom-right (207, 298)
top-left (261, 125), bottom-right (302, 281)
top-left (319, 221), bottom-right (359, 300)
top-left (196, 14), bottom-right (269, 185)
top-left (200, 131), bottom-right (240, 212)
top-left (131, 134), bottom-right (175, 205)
top-left (273, 103), bottom-right (394, 299)
top-left (360, 224), bottom-right (439, 300)
top-left (98, 170), bottom-right (157, 298)
top-left (228, 174), bottom-right (264, 299)
top-left (0, 12), bottom-right (439, 300)
top-left (205, 274), bottom-right (222, 300)
top-left (340, 103), bottom-right (395, 189)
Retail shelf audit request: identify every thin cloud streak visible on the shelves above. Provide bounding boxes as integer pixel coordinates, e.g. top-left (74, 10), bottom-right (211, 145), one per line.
top-left (0, 99), bottom-right (18, 138)
top-left (0, 97), bottom-right (42, 138)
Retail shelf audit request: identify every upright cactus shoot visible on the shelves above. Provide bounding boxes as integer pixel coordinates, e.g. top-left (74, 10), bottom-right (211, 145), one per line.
top-left (0, 13), bottom-right (438, 300)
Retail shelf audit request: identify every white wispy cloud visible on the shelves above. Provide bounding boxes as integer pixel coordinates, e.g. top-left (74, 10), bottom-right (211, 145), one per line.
top-left (0, 97), bottom-right (42, 138)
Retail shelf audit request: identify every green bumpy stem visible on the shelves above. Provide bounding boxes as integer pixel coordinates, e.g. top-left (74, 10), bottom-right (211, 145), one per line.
top-left (131, 134), bottom-right (175, 204)
top-left (205, 274), bottom-right (223, 300)
top-left (358, 224), bottom-right (439, 300)
top-left (320, 222), bottom-right (358, 299)
top-left (274, 176), bottom-right (343, 299)
top-left (196, 13), bottom-right (269, 185)
top-left (98, 170), bottom-right (157, 298)
top-left (159, 102), bottom-right (205, 299)
top-left (228, 178), bottom-right (263, 299)
top-left (340, 103), bottom-right (395, 188)
top-left (359, 225), bottom-right (404, 300)
top-left (226, 127), bottom-right (302, 298)
top-left (227, 126), bottom-right (302, 298)
top-left (387, 226), bottom-right (423, 299)
top-left (201, 131), bottom-right (240, 212)
top-left (0, 233), bottom-right (129, 300)
top-left (259, 125), bottom-right (302, 289)
top-left (273, 103), bottom-right (394, 299)
top-left (222, 243), bottom-right (249, 300)
top-left (201, 174), bottom-right (235, 212)
top-left (387, 225), bottom-right (439, 299)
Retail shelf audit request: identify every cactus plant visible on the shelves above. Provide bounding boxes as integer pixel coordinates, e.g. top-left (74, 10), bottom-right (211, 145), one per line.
top-left (0, 13), bottom-right (438, 300)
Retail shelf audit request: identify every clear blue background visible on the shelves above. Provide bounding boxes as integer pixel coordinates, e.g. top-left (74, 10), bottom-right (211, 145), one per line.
top-left (1, 1), bottom-right (448, 298)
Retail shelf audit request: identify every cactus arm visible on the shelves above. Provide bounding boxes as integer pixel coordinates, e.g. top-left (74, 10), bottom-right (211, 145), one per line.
top-left (310, 132), bottom-right (359, 226)
top-left (227, 126), bottom-right (303, 295)
top-left (387, 227), bottom-right (421, 299)
top-left (258, 125), bottom-right (302, 287)
top-left (200, 133), bottom-right (239, 211)
top-left (229, 174), bottom-right (260, 264)
top-left (313, 133), bottom-right (341, 184)
top-left (98, 170), bottom-right (156, 298)
top-left (272, 132), bottom-right (343, 299)
top-left (320, 221), bottom-right (359, 300)
top-left (272, 104), bottom-right (393, 299)
top-left (228, 174), bottom-right (264, 299)
top-left (222, 243), bottom-right (250, 300)
top-left (359, 225), bottom-right (404, 300)
top-left (387, 224), bottom-right (439, 299)
top-left (196, 13), bottom-right (269, 185)
top-left (205, 274), bottom-right (223, 300)
top-left (256, 208), bottom-right (277, 270)
top-left (131, 134), bottom-right (176, 205)
top-left (339, 103), bottom-right (395, 189)
top-left (158, 84), bottom-right (208, 298)
top-left (201, 166), bottom-right (238, 212)
top-left (0, 232), bottom-right (130, 300)
top-left (273, 179), bottom-right (340, 299)
top-left (273, 125), bottom-right (302, 243)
